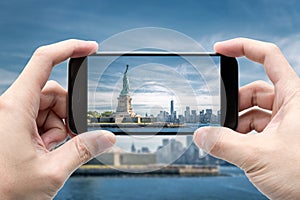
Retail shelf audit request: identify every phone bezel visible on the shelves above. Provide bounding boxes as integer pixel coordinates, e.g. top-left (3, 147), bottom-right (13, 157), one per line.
top-left (68, 52), bottom-right (238, 135)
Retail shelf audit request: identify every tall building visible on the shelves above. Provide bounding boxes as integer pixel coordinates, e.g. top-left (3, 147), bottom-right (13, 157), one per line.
top-left (178, 136), bottom-right (200, 164)
top-left (156, 138), bottom-right (184, 164)
top-left (191, 110), bottom-right (197, 123)
top-left (178, 114), bottom-right (184, 123)
top-left (162, 138), bottom-right (169, 146)
top-left (205, 109), bottom-right (212, 123)
top-left (184, 106), bottom-right (191, 123)
top-left (141, 147), bottom-right (150, 153)
top-left (217, 110), bottom-right (221, 124)
top-left (157, 111), bottom-right (169, 122)
top-left (170, 100), bottom-right (174, 115)
top-left (131, 142), bottom-right (136, 153)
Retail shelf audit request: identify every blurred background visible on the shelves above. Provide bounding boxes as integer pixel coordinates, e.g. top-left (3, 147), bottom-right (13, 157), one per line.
top-left (1, 0), bottom-right (299, 199)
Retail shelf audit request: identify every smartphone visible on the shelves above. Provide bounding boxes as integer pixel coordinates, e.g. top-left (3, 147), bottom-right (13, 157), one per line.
top-left (68, 52), bottom-right (238, 135)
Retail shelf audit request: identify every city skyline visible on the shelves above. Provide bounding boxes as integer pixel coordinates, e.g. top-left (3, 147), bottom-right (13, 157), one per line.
top-left (88, 55), bottom-right (221, 117)
top-left (89, 98), bottom-right (220, 125)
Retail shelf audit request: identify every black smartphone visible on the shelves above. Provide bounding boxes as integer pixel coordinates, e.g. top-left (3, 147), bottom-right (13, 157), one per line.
top-left (68, 52), bottom-right (238, 135)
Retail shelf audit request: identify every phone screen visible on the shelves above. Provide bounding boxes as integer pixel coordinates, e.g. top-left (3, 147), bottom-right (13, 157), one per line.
top-left (86, 53), bottom-right (221, 135)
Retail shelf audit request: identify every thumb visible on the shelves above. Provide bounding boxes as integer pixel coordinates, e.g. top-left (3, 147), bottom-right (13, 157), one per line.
top-left (193, 127), bottom-right (250, 167)
top-left (50, 130), bottom-right (116, 177)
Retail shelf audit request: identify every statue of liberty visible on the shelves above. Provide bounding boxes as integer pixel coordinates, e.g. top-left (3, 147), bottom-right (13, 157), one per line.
top-left (115, 64), bottom-right (135, 118)
top-left (120, 64), bottom-right (130, 95)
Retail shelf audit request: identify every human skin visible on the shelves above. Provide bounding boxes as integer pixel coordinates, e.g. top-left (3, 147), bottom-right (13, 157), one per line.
top-left (194, 38), bottom-right (300, 199)
top-left (0, 39), bottom-right (116, 199)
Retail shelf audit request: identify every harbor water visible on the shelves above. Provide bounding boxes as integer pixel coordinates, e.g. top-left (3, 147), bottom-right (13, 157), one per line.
top-left (55, 166), bottom-right (267, 200)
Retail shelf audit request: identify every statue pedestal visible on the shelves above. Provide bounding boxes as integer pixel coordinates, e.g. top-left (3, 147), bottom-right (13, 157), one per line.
top-left (116, 95), bottom-right (134, 116)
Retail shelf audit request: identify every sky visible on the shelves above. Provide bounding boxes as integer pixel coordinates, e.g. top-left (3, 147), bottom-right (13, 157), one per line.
top-left (0, 0), bottom-right (300, 95)
top-left (1, 0), bottom-right (300, 151)
top-left (88, 55), bottom-right (220, 117)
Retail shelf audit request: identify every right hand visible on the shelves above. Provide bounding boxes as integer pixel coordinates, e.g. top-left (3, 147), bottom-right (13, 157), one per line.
top-left (194, 38), bottom-right (300, 199)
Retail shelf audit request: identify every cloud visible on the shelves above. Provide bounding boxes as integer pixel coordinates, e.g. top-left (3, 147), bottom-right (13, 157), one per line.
top-left (277, 34), bottom-right (300, 76)
top-left (87, 49), bottom-right (224, 116)
top-left (99, 27), bottom-right (207, 52)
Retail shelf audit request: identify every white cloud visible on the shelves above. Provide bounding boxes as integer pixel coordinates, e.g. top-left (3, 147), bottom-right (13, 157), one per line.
top-left (99, 27), bottom-right (207, 52)
top-left (277, 34), bottom-right (300, 76)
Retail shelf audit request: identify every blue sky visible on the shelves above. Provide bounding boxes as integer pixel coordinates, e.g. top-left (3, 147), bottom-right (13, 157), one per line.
top-left (1, 0), bottom-right (300, 95)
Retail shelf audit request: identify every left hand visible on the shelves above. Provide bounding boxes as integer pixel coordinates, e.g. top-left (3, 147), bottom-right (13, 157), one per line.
top-left (0, 39), bottom-right (116, 199)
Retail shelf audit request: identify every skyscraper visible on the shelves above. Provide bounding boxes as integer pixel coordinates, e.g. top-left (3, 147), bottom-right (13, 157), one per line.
top-left (170, 100), bottom-right (174, 115)
top-left (185, 106), bottom-right (191, 122)
top-left (131, 142), bottom-right (136, 153)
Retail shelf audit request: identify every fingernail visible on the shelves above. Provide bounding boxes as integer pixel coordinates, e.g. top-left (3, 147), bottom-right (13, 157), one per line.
top-left (214, 41), bottom-right (223, 50)
top-left (94, 131), bottom-right (116, 155)
top-left (98, 131), bottom-right (116, 149)
top-left (82, 130), bottom-right (116, 156)
top-left (193, 128), bottom-right (209, 152)
top-left (86, 41), bottom-right (99, 54)
top-left (48, 142), bottom-right (58, 151)
top-left (194, 127), bottom-right (213, 153)
top-left (87, 40), bottom-right (98, 45)
top-left (214, 41), bottom-right (221, 46)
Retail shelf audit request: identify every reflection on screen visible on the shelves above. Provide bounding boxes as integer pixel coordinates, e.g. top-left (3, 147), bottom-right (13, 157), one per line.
top-left (87, 55), bottom-right (220, 135)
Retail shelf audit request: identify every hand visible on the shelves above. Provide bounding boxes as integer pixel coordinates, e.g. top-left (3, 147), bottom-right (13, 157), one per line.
top-left (0, 39), bottom-right (116, 199)
top-left (194, 38), bottom-right (300, 199)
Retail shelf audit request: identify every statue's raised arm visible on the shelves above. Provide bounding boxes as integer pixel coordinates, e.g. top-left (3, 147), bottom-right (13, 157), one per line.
top-left (124, 64), bottom-right (129, 74)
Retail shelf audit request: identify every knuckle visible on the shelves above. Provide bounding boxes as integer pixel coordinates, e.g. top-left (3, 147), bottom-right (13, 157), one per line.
top-left (73, 136), bottom-right (92, 165)
top-left (65, 39), bottom-right (80, 49)
top-left (235, 37), bottom-right (246, 41)
top-left (208, 131), bottom-right (225, 156)
top-left (43, 80), bottom-right (59, 91)
top-left (46, 80), bottom-right (59, 87)
top-left (209, 141), bottom-right (223, 156)
top-left (33, 44), bottom-right (55, 66)
top-left (34, 45), bottom-right (49, 58)
top-left (42, 80), bottom-right (66, 96)
top-left (252, 80), bottom-right (267, 87)
top-left (265, 42), bottom-right (280, 53)
top-left (66, 38), bottom-right (78, 43)
top-left (43, 80), bottom-right (60, 91)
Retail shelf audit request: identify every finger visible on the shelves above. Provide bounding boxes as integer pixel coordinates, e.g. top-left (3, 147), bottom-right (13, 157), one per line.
top-left (38, 110), bottom-right (67, 150)
top-left (237, 109), bottom-right (272, 133)
top-left (49, 131), bottom-right (116, 178)
top-left (239, 80), bottom-right (275, 111)
top-left (6, 40), bottom-right (98, 113)
top-left (39, 80), bottom-right (67, 119)
top-left (214, 38), bottom-right (298, 85)
top-left (19, 39), bottom-right (98, 91)
top-left (193, 127), bottom-right (251, 167)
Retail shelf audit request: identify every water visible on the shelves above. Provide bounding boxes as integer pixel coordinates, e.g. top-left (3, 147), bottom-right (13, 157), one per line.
top-left (55, 167), bottom-right (267, 200)
top-left (88, 123), bottom-right (214, 135)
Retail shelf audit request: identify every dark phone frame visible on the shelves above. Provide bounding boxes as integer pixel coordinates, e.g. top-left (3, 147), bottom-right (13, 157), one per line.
top-left (68, 52), bottom-right (238, 135)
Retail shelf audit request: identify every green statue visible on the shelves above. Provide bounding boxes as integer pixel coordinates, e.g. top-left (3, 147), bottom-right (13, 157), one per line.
top-left (120, 64), bottom-right (129, 95)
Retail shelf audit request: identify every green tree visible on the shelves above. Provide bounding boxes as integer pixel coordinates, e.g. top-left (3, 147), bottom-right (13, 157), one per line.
top-left (101, 111), bottom-right (113, 117)
top-left (87, 111), bottom-right (101, 119)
